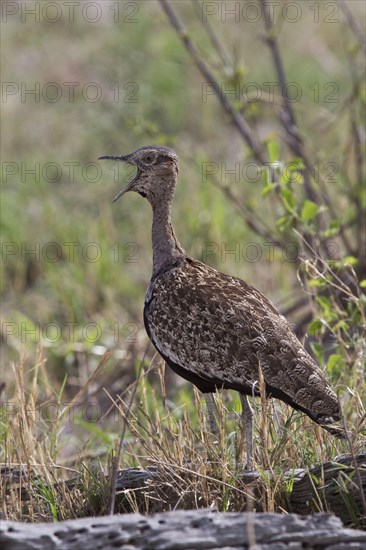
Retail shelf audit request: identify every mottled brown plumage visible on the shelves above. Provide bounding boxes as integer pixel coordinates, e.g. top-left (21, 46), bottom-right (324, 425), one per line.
top-left (100, 146), bottom-right (343, 447)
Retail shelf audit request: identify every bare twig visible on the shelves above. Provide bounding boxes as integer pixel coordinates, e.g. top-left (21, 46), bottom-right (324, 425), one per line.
top-left (210, 175), bottom-right (282, 245)
top-left (259, 0), bottom-right (320, 207)
top-left (294, 229), bottom-right (363, 306)
top-left (259, 0), bottom-right (360, 266)
top-left (260, 1), bottom-right (297, 134)
top-left (147, 458), bottom-right (250, 498)
top-left (338, 394), bottom-right (366, 517)
top-left (338, 0), bottom-right (366, 55)
top-left (350, 112), bottom-right (366, 270)
top-left (279, 294), bottom-right (310, 318)
top-left (192, 0), bottom-right (232, 69)
top-left (159, 0), bottom-right (264, 162)
top-left (108, 346), bottom-right (150, 514)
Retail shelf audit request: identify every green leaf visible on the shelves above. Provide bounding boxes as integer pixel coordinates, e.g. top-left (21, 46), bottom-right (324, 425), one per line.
top-left (324, 219), bottom-right (340, 237)
top-left (360, 279), bottom-right (366, 288)
top-left (332, 319), bottom-right (349, 332)
top-left (280, 171), bottom-right (289, 186)
top-left (281, 159), bottom-right (305, 185)
top-left (316, 295), bottom-right (331, 313)
top-left (301, 200), bottom-right (319, 221)
top-left (292, 172), bottom-right (304, 185)
top-left (307, 319), bottom-right (322, 336)
top-left (324, 227), bottom-right (339, 238)
top-left (288, 158), bottom-right (305, 170)
top-left (343, 256), bottom-right (358, 266)
top-left (262, 183), bottom-right (276, 197)
top-left (267, 139), bottom-right (279, 164)
top-left (280, 187), bottom-right (297, 213)
top-left (276, 214), bottom-right (294, 232)
top-left (308, 278), bottom-right (325, 288)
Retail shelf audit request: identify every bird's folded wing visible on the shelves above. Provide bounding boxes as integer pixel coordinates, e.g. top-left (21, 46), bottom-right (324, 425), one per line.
top-left (144, 259), bottom-right (340, 425)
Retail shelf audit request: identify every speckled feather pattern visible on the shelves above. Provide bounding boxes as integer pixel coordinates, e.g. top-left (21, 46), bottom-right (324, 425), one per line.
top-left (106, 145), bottom-right (342, 437)
top-left (145, 257), bottom-right (341, 432)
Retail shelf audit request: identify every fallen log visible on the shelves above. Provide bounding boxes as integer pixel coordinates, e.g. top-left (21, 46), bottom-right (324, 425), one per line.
top-left (1, 509), bottom-right (365, 550)
top-left (115, 454), bottom-right (366, 526)
top-left (2, 454), bottom-right (365, 526)
top-left (289, 453), bottom-right (366, 526)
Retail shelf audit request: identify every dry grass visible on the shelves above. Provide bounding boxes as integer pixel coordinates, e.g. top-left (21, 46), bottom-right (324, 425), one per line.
top-left (1, 347), bottom-right (364, 524)
top-left (1, 0), bottom-right (365, 532)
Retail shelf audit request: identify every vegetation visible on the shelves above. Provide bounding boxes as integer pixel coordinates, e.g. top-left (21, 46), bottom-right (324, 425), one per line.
top-left (1, 0), bottom-right (365, 527)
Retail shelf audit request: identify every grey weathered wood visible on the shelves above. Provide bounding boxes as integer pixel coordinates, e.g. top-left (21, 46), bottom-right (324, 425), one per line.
top-left (1, 510), bottom-right (365, 550)
top-left (2, 455), bottom-right (365, 524)
top-left (289, 453), bottom-right (366, 526)
top-left (113, 455), bottom-right (366, 525)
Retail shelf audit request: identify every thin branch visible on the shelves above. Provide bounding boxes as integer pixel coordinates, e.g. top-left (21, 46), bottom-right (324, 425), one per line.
top-left (159, 0), bottom-right (265, 162)
top-left (261, 1), bottom-right (297, 132)
top-left (147, 458), bottom-right (251, 497)
top-left (109, 346), bottom-right (150, 514)
top-left (279, 294), bottom-right (310, 318)
top-left (338, 394), bottom-right (366, 517)
top-left (351, 113), bottom-right (366, 270)
top-left (338, 0), bottom-right (366, 55)
top-left (260, 0), bottom-right (320, 207)
top-left (260, 0), bottom-right (300, 144)
top-left (160, 0), bottom-right (355, 265)
top-left (192, 0), bottom-right (232, 69)
top-left (210, 176), bottom-right (281, 245)
top-left (294, 229), bottom-right (361, 303)
top-left (260, 0), bottom-right (352, 259)
top-left (259, 0), bottom-right (352, 262)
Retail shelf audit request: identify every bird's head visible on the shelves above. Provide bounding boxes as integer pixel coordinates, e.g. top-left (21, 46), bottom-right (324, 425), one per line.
top-left (99, 145), bottom-right (179, 204)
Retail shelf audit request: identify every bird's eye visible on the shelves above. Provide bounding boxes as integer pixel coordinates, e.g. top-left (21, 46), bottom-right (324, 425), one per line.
top-left (144, 154), bottom-right (154, 164)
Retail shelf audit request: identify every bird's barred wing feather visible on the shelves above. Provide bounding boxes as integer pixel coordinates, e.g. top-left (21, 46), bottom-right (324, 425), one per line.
top-left (144, 259), bottom-right (341, 430)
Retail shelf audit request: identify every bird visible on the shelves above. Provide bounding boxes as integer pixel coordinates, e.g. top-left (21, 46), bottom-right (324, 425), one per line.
top-left (99, 145), bottom-right (343, 469)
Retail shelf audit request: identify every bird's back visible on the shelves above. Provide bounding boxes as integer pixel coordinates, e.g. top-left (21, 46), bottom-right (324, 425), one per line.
top-left (144, 257), bottom-right (342, 436)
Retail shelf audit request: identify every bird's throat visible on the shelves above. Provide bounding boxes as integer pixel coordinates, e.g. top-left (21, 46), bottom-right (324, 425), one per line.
top-left (151, 201), bottom-right (185, 279)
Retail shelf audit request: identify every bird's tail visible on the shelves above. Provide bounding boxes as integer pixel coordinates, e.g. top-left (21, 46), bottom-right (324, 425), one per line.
top-left (316, 415), bottom-right (346, 439)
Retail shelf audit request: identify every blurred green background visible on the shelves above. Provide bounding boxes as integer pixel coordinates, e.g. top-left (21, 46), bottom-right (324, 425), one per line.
top-left (1, 0), bottom-right (365, 394)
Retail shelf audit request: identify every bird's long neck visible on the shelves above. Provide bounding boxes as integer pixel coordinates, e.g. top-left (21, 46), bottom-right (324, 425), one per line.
top-left (151, 197), bottom-right (185, 279)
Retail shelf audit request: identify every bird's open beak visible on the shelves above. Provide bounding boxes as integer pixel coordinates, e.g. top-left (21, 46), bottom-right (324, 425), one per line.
top-left (98, 155), bottom-right (139, 203)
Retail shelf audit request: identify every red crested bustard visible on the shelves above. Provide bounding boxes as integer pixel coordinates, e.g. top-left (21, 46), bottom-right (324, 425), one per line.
top-left (100, 146), bottom-right (343, 469)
